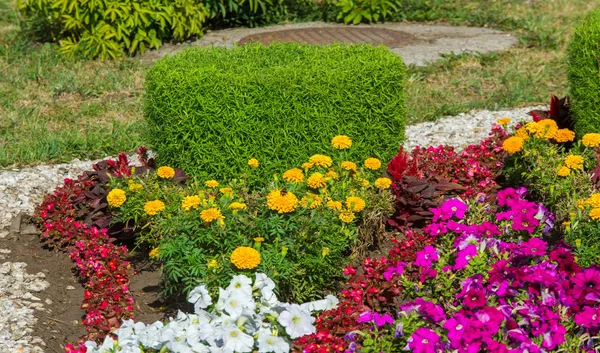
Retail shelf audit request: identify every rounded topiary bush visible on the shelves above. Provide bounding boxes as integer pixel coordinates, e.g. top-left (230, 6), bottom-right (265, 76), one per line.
top-left (567, 9), bottom-right (600, 137)
top-left (143, 43), bottom-right (407, 185)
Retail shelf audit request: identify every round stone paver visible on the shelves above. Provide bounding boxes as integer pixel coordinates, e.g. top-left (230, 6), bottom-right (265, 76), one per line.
top-left (141, 21), bottom-right (518, 66)
top-left (237, 26), bottom-right (421, 47)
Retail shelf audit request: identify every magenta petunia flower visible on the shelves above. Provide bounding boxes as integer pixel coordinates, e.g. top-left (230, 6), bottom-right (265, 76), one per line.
top-left (497, 188), bottom-right (520, 207)
top-left (415, 246), bottom-right (439, 269)
top-left (443, 314), bottom-right (469, 348)
top-left (454, 244), bottom-right (478, 270)
top-left (407, 328), bottom-right (440, 353)
top-left (477, 222), bottom-right (501, 238)
top-left (440, 198), bottom-right (468, 220)
top-left (572, 269), bottom-right (600, 299)
top-left (512, 213), bottom-right (540, 234)
top-left (383, 262), bottom-right (406, 281)
top-left (521, 238), bottom-right (547, 257)
top-left (424, 222), bottom-right (448, 236)
top-left (574, 306), bottom-right (600, 328)
top-left (463, 288), bottom-right (487, 309)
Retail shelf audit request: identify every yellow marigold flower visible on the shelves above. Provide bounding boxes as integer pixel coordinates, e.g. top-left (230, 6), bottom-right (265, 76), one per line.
top-left (515, 127), bottom-right (530, 141)
top-left (497, 118), bottom-right (511, 125)
top-left (266, 190), bottom-right (298, 214)
top-left (582, 133), bottom-right (600, 148)
top-left (149, 247), bottom-right (160, 259)
top-left (554, 129), bottom-right (575, 143)
top-left (361, 179), bottom-right (370, 187)
top-left (590, 208), bottom-right (600, 221)
top-left (557, 166), bottom-right (570, 177)
top-left (502, 136), bottom-right (524, 154)
top-left (144, 200), bottom-right (165, 216)
top-left (283, 168), bottom-right (304, 183)
top-left (220, 187), bottom-right (233, 197)
top-left (301, 162), bottom-right (314, 170)
top-left (309, 154), bottom-right (333, 168)
top-left (325, 170), bottom-right (339, 180)
top-left (339, 210), bottom-right (356, 223)
top-left (535, 119), bottom-right (558, 139)
top-left (229, 202), bottom-right (247, 211)
top-left (524, 122), bottom-right (540, 134)
top-left (577, 199), bottom-right (586, 209)
top-left (299, 193), bottom-right (323, 209)
top-left (586, 194), bottom-right (600, 208)
top-left (205, 180), bottom-right (219, 188)
top-left (374, 177), bottom-right (392, 189)
top-left (254, 237), bottom-right (265, 243)
top-left (307, 172), bottom-right (327, 189)
top-left (230, 246), bottom-right (261, 270)
top-left (248, 158), bottom-right (259, 168)
top-left (107, 189), bottom-right (126, 208)
top-left (207, 259), bottom-right (219, 269)
top-left (327, 200), bottom-right (343, 211)
top-left (128, 182), bottom-right (143, 191)
top-left (564, 155), bottom-right (584, 170)
top-left (331, 135), bottom-right (352, 150)
top-left (182, 195), bottom-right (202, 211)
top-left (341, 161), bottom-right (357, 172)
top-left (200, 207), bottom-right (224, 223)
top-left (563, 221), bottom-right (571, 226)
top-left (156, 166), bottom-right (175, 179)
top-left (346, 196), bottom-right (366, 212)
top-left (364, 158), bottom-right (382, 170)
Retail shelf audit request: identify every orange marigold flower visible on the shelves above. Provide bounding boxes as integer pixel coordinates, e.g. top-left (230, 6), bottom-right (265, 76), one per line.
top-left (157, 166), bottom-right (175, 179)
top-left (496, 118), bottom-right (511, 125)
top-left (554, 129), bottom-right (575, 143)
top-left (339, 210), bottom-right (356, 223)
top-left (557, 166), bottom-right (570, 177)
top-left (341, 161), bottom-right (357, 171)
top-left (144, 200), bottom-right (165, 216)
top-left (590, 208), bottom-right (600, 221)
top-left (309, 154), bottom-right (333, 168)
top-left (230, 247), bottom-right (261, 270)
top-left (331, 135), bottom-right (352, 150)
top-left (266, 190), bottom-right (298, 214)
top-left (374, 177), bottom-right (392, 189)
top-left (248, 158), bottom-right (259, 168)
top-left (364, 158), bottom-right (382, 170)
top-left (107, 189), bottom-right (126, 208)
top-left (200, 207), bottom-right (224, 223)
top-left (346, 196), bottom-right (366, 212)
top-left (307, 172), bottom-right (327, 189)
top-left (502, 136), bottom-right (524, 154)
top-left (283, 168), bottom-right (304, 183)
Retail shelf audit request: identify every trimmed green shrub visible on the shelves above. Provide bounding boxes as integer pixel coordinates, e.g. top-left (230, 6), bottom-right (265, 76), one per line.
top-left (144, 43), bottom-right (406, 185)
top-left (17, 0), bottom-right (210, 59)
top-left (567, 9), bottom-right (600, 137)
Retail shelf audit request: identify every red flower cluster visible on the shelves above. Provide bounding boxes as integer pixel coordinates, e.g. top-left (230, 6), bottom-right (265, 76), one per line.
top-left (70, 226), bottom-right (134, 342)
top-left (294, 230), bottom-right (434, 352)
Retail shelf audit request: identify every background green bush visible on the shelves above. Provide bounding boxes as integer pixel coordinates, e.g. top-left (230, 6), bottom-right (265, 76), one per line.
top-left (144, 43), bottom-right (406, 185)
top-left (17, 0), bottom-right (210, 59)
top-left (568, 8), bottom-right (600, 137)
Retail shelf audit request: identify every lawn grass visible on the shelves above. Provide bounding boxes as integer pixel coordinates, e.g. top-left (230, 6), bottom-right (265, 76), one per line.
top-left (1, 0), bottom-right (599, 167)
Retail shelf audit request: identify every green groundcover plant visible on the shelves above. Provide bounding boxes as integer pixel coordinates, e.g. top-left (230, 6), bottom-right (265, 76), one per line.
top-left (105, 136), bottom-right (394, 302)
top-left (144, 43), bottom-right (407, 186)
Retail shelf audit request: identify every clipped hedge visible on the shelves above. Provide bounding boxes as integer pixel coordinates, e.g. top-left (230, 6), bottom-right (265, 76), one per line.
top-left (568, 9), bottom-right (600, 137)
top-left (144, 43), bottom-right (406, 184)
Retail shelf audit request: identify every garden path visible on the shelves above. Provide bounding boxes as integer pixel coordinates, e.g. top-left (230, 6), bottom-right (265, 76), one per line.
top-left (0, 105), bottom-right (541, 352)
top-left (141, 21), bottom-right (518, 66)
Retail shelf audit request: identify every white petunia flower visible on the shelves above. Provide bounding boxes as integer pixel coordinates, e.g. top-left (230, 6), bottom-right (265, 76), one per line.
top-left (222, 325), bottom-right (254, 352)
top-left (300, 295), bottom-right (339, 312)
top-left (137, 321), bottom-right (164, 349)
top-left (278, 304), bottom-right (316, 339)
top-left (254, 273), bottom-right (275, 291)
top-left (165, 338), bottom-right (194, 353)
top-left (257, 329), bottom-right (289, 353)
top-left (223, 291), bottom-right (255, 318)
top-left (227, 275), bottom-right (253, 297)
top-left (189, 284), bottom-right (213, 312)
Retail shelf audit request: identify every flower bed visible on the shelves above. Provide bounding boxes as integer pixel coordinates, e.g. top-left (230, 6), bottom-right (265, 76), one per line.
top-left (33, 104), bottom-right (600, 353)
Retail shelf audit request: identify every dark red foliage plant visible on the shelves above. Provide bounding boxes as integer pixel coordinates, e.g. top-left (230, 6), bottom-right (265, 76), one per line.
top-left (386, 124), bottom-right (508, 231)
